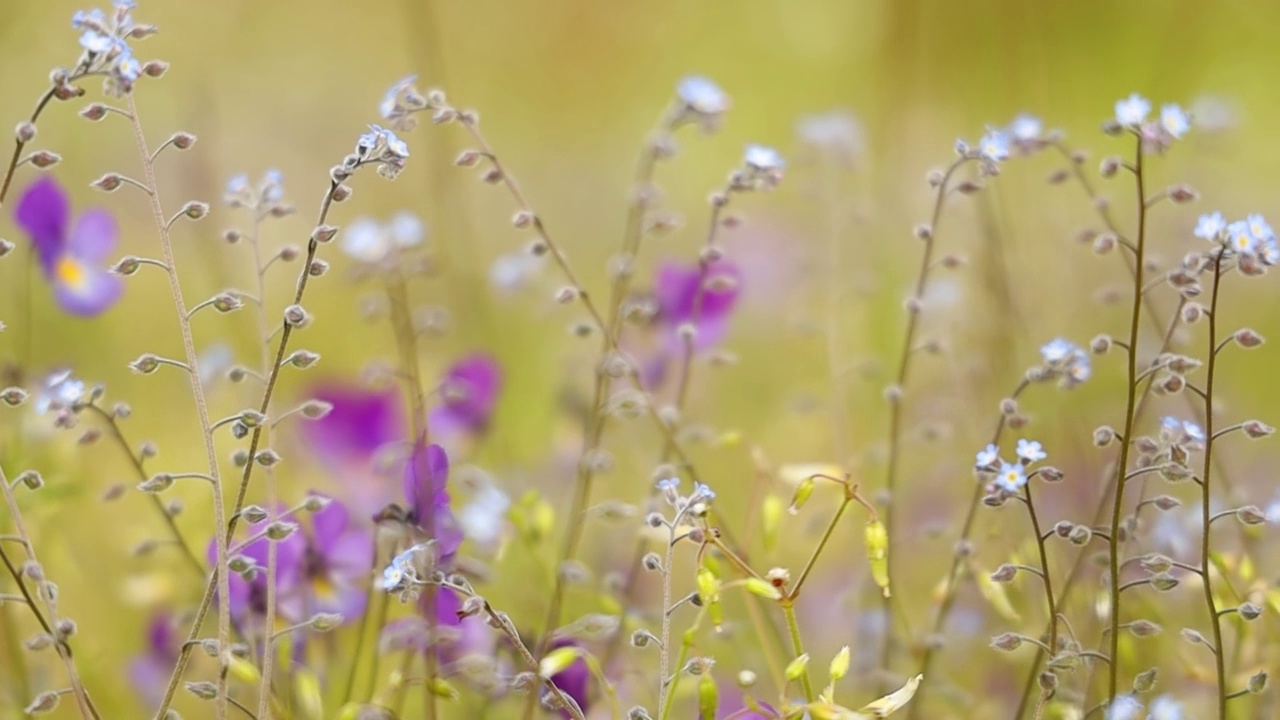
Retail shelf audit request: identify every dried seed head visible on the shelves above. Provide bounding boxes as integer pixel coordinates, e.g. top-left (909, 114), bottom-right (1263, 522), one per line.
top-left (1236, 505), bottom-right (1266, 525)
top-left (1235, 328), bottom-right (1265, 348)
top-left (1243, 419), bottom-right (1275, 439)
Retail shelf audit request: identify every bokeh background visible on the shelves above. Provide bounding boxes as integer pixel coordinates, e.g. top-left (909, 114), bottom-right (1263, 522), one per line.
top-left (3, 0), bottom-right (1280, 717)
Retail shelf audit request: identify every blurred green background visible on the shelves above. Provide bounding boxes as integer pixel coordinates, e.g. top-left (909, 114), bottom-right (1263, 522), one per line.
top-left (3, 0), bottom-right (1280, 717)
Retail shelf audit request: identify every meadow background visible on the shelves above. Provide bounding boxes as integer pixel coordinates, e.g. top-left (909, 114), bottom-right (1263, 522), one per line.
top-left (2, 0), bottom-right (1280, 717)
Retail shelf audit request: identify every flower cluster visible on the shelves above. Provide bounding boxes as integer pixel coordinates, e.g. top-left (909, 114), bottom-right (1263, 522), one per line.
top-left (1112, 92), bottom-right (1191, 151)
top-left (975, 438), bottom-right (1049, 493)
top-left (72, 1), bottom-right (156, 96)
top-left (1036, 337), bottom-right (1092, 388)
top-left (1194, 211), bottom-right (1280, 273)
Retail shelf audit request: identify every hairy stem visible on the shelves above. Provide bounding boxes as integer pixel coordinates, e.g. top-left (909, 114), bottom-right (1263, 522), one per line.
top-left (1105, 133), bottom-right (1147, 704)
top-left (1200, 252), bottom-right (1228, 718)
top-left (881, 155), bottom-right (972, 673)
top-left (126, 94), bottom-right (232, 720)
top-left (0, 467), bottom-right (99, 719)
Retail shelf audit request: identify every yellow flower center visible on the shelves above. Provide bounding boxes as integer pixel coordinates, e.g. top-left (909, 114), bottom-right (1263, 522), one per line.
top-left (56, 257), bottom-right (86, 289)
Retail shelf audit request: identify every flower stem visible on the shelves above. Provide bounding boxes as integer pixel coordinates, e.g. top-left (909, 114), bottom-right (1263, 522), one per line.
top-left (881, 155), bottom-right (972, 674)
top-left (1105, 133), bottom-right (1148, 705)
top-left (1200, 252), bottom-right (1228, 719)
top-left (783, 601), bottom-right (815, 702)
top-left (0, 468), bottom-right (99, 719)
top-left (125, 94), bottom-right (232, 720)
top-left (1023, 479), bottom-right (1057, 668)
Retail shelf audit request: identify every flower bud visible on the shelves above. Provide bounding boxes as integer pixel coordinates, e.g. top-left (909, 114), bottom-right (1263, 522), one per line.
top-left (181, 201), bottom-right (210, 220)
top-left (169, 132), bottom-right (196, 150)
top-left (1238, 602), bottom-right (1262, 621)
top-left (1132, 668), bottom-right (1159, 692)
top-left (1235, 328), bottom-right (1265, 348)
top-left (80, 103), bottom-right (108, 121)
top-left (255, 449), bottom-right (282, 467)
top-left (283, 304), bottom-right (311, 327)
top-left (29, 150), bottom-right (61, 168)
top-left (185, 682), bottom-right (218, 700)
top-left (990, 633), bottom-right (1023, 651)
top-left (1236, 505), bottom-right (1266, 525)
top-left (1243, 420), bottom-right (1274, 439)
top-left (241, 505), bottom-right (269, 524)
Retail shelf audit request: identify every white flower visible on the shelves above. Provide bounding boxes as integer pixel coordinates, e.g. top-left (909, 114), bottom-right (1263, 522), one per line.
top-left (389, 211), bottom-right (425, 248)
top-left (1227, 221), bottom-right (1258, 254)
top-left (1194, 211), bottom-right (1226, 241)
top-left (692, 482), bottom-right (716, 501)
top-left (1016, 439), bottom-right (1047, 464)
top-left (1182, 420), bottom-right (1205, 443)
top-left (226, 174), bottom-right (250, 196)
top-left (677, 75), bottom-right (729, 115)
top-left (489, 250), bottom-right (543, 293)
top-left (34, 370), bottom-right (85, 415)
top-left (72, 8), bottom-right (107, 31)
top-left (1147, 695), bottom-right (1183, 720)
top-left (380, 74), bottom-right (417, 119)
top-left (79, 29), bottom-right (115, 54)
top-left (1105, 695), bottom-right (1143, 720)
top-left (1262, 239), bottom-right (1280, 266)
top-left (994, 462), bottom-right (1027, 493)
top-left (744, 144), bottom-right (785, 172)
top-left (1040, 338), bottom-right (1074, 364)
top-left (1008, 113), bottom-right (1042, 143)
top-left (379, 127), bottom-right (410, 159)
top-left (1247, 213), bottom-right (1273, 241)
top-left (356, 127), bottom-right (381, 154)
top-left (341, 217), bottom-right (389, 263)
top-left (1160, 104), bottom-right (1191, 139)
top-left (458, 481), bottom-right (511, 547)
top-left (977, 129), bottom-right (1011, 162)
top-left (796, 111), bottom-right (864, 157)
top-left (975, 443), bottom-right (999, 467)
top-left (1115, 93), bottom-right (1151, 127)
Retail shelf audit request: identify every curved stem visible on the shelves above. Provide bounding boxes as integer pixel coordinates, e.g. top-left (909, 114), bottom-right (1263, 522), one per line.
top-left (882, 155), bottom-right (973, 675)
top-left (1023, 480), bottom-right (1057, 663)
top-left (1105, 133), bottom-right (1147, 705)
top-left (1200, 253), bottom-right (1229, 718)
top-left (126, 94), bottom-right (232, 720)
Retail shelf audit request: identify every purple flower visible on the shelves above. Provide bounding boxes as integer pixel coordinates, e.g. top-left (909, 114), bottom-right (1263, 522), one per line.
top-left (299, 381), bottom-right (404, 517)
top-left (547, 638), bottom-right (591, 719)
top-left (208, 510), bottom-right (306, 624)
top-left (428, 353), bottom-right (502, 440)
top-left (654, 259), bottom-right (742, 351)
top-left (15, 176), bottom-right (122, 316)
top-left (402, 441), bottom-right (463, 563)
top-left (718, 688), bottom-right (778, 719)
top-left (128, 611), bottom-right (178, 707)
top-left (293, 495), bottom-right (374, 623)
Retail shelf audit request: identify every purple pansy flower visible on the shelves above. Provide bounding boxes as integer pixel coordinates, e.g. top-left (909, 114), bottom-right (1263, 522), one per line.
top-left (428, 353), bottom-right (502, 441)
top-left (208, 510), bottom-right (306, 624)
top-left (299, 381), bottom-right (404, 517)
top-left (15, 176), bottom-right (122, 316)
top-left (548, 638), bottom-right (591, 719)
top-left (292, 495), bottom-right (374, 623)
top-left (654, 259), bottom-right (742, 352)
top-left (128, 611), bottom-right (179, 707)
top-left (402, 441), bottom-right (464, 563)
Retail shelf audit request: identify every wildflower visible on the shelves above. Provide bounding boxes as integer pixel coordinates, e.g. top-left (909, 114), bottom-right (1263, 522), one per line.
top-left (1147, 695), bottom-right (1183, 720)
top-left (744, 144), bottom-right (785, 173)
top-left (977, 128), bottom-right (1011, 162)
top-left (1115, 93), bottom-right (1152, 128)
top-left (654, 259), bottom-right (742, 352)
top-left (1194, 211), bottom-right (1226, 241)
top-left (298, 382), bottom-right (404, 517)
top-left (1160, 416), bottom-right (1205, 450)
top-left (692, 482), bottom-right (716, 502)
top-left (457, 477), bottom-right (511, 548)
top-left (340, 211), bottom-right (425, 264)
top-left (294, 496), bottom-right (374, 622)
top-left (1039, 338), bottom-right (1091, 388)
top-left (1105, 694), bottom-right (1143, 720)
top-left (1008, 113), bottom-right (1043, 144)
top-left (380, 74), bottom-right (425, 125)
top-left (128, 612), bottom-right (180, 707)
top-left (1015, 439), bottom-right (1047, 464)
top-left (209, 508), bottom-right (306, 624)
top-left (78, 28), bottom-right (115, 53)
top-left (975, 443), bottom-right (999, 468)
top-left (545, 638), bottom-right (590, 719)
top-left (381, 545), bottom-right (421, 591)
top-left (429, 353), bottom-right (503, 441)
top-left (796, 110), bottom-right (864, 162)
top-left (994, 462), bottom-right (1027, 493)
top-left (33, 369), bottom-right (86, 414)
top-left (676, 75), bottom-right (730, 116)
top-left (402, 441), bottom-right (464, 564)
top-left (1160, 104), bottom-right (1191, 139)
top-left (15, 177), bottom-right (123, 316)
top-left (1247, 213), bottom-right (1273, 241)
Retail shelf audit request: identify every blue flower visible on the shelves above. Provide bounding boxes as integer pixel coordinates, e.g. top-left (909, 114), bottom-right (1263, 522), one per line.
top-left (1114, 93), bottom-right (1151, 127)
top-left (1015, 439), bottom-right (1046, 464)
top-left (975, 443), bottom-right (999, 468)
top-left (676, 75), bottom-right (729, 115)
top-left (1160, 104), bottom-right (1191, 139)
top-left (977, 129), bottom-right (1011, 162)
top-left (1194, 212), bottom-right (1226, 241)
top-left (994, 462), bottom-right (1027, 492)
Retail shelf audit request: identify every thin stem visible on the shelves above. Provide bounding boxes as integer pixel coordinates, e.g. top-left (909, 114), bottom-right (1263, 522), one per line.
top-left (0, 468), bottom-right (99, 718)
top-left (1200, 253), bottom-right (1229, 718)
top-left (83, 403), bottom-right (205, 576)
top-left (0, 85), bottom-right (63, 207)
top-left (882, 155), bottom-right (973, 675)
top-left (783, 602), bottom-right (815, 702)
top-left (1104, 133), bottom-right (1148, 705)
top-left (656, 520), bottom-right (679, 713)
top-left (126, 94), bottom-right (231, 720)
top-left (1023, 480), bottom-right (1057, 661)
